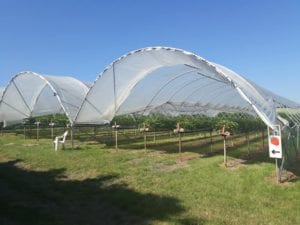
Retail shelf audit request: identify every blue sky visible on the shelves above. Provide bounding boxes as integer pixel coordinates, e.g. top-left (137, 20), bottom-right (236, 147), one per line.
top-left (1, 0), bottom-right (299, 102)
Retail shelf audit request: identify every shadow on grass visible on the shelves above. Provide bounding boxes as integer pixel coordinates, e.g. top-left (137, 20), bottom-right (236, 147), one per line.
top-left (284, 158), bottom-right (300, 183)
top-left (0, 160), bottom-right (204, 225)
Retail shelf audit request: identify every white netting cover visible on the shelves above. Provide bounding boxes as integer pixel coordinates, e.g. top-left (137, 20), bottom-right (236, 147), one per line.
top-left (0, 71), bottom-right (89, 126)
top-left (75, 47), bottom-right (300, 128)
top-left (0, 87), bottom-right (4, 99)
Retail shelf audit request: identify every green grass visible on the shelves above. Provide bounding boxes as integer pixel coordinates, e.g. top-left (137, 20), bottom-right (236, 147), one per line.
top-left (0, 133), bottom-right (299, 225)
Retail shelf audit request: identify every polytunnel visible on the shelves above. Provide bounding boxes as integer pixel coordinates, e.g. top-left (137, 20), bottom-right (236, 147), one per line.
top-left (75, 47), bottom-right (300, 128)
top-left (0, 71), bottom-right (89, 126)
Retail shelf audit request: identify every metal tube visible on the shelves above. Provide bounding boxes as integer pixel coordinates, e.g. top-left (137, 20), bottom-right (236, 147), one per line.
top-left (276, 158), bottom-right (279, 184)
top-left (51, 126), bottom-right (54, 140)
top-left (115, 121), bottom-right (118, 151)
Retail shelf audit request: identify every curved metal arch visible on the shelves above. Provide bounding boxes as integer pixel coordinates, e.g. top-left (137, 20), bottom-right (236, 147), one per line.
top-left (141, 75), bottom-right (232, 116)
top-left (74, 47), bottom-right (210, 122)
top-left (138, 65), bottom-right (234, 116)
top-left (0, 71), bottom-right (74, 124)
top-left (75, 46), bottom-right (281, 128)
top-left (138, 68), bottom-right (198, 115)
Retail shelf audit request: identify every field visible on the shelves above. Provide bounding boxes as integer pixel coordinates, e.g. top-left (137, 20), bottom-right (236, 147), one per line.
top-left (0, 128), bottom-right (299, 225)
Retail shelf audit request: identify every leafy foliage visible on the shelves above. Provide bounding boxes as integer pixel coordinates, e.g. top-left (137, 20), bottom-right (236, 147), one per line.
top-left (111, 112), bottom-right (266, 134)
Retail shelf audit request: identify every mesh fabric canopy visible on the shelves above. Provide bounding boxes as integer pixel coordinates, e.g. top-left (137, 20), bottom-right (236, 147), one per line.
top-left (1, 47), bottom-right (299, 129)
top-left (0, 71), bottom-right (89, 126)
top-left (75, 47), bottom-right (300, 128)
top-left (0, 87), bottom-right (4, 99)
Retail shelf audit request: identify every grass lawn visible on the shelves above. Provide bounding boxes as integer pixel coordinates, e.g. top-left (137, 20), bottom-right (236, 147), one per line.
top-left (0, 132), bottom-right (299, 225)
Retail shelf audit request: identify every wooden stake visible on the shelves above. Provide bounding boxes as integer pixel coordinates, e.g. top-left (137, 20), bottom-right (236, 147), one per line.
top-left (71, 125), bottom-right (74, 149)
top-left (224, 136), bottom-right (227, 167)
top-left (36, 122), bottom-right (39, 141)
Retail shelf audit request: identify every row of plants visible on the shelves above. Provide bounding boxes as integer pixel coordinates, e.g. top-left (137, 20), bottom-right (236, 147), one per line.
top-left (112, 112), bottom-right (266, 134)
top-left (1, 112), bottom-right (267, 137)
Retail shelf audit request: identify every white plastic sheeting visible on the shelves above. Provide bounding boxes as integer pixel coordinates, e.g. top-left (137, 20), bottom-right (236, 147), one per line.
top-left (75, 47), bottom-right (300, 128)
top-left (1, 47), bottom-right (299, 128)
top-left (0, 71), bottom-right (89, 126)
top-left (0, 87), bottom-right (4, 99)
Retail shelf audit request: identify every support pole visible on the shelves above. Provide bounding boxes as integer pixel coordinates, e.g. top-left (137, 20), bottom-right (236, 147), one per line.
top-left (71, 124), bottom-right (74, 149)
top-left (115, 128), bottom-right (118, 151)
top-left (141, 123), bottom-right (148, 152)
top-left (114, 121), bottom-right (118, 151)
top-left (179, 131), bottom-right (182, 154)
top-left (174, 123), bottom-right (184, 157)
top-left (224, 136), bottom-right (227, 167)
top-left (144, 130), bottom-right (147, 151)
top-left (36, 122), bottom-right (39, 141)
top-left (275, 158), bottom-right (280, 184)
top-left (220, 125), bottom-right (230, 167)
top-left (49, 122), bottom-right (55, 140)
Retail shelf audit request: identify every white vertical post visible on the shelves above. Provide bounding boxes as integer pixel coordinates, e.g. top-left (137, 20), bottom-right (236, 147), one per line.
top-left (174, 123), bottom-right (184, 155)
top-left (113, 121), bottom-right (118, 151)
top-left (35, 121), bottom-right (40, 141)
top-left (275, 158), bottom-right (280, 184)
top-left (115, 126), bottom-right (118, 151)
top-left (139, 123), bottom-right (149, 152)
top-left (49, 122), bottom-right (55, 140)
